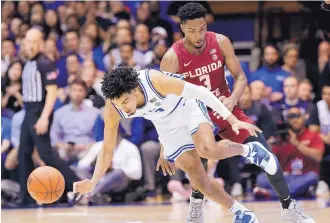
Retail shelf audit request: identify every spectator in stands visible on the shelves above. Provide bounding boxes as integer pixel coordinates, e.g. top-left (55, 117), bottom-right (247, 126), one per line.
top-left (109, 1), bottom-right (130, 21)
top-left (82, 58), bottom-right (104, 97)
top-left (254, 107), bottom-right (324, 199)
top-left (64, 30), bottom-right (80, 55)
top-left (66, 53), bottom-right (81, 79)
top-left (1, 61), bottom-right (24, 113)
top-left (29, 4), bottom-right (44, 27)
top-left (136, 2), bottom-right (153, 31)
top-left (317, 84), bottom-right (330, 195)
top-left (308, 41), bottom-right (330, 102)
top-left (76, 128), bottom-right (142, 204)
top-left (281, 43), bottom-right (306, 81)
top-left (299, 79), bottom-right (314, 102)
top-left (239, 86), bottom-right (276, 139)
top-left (271, 76), bottom-right (319, 131)
top-left (80, 60), bottom-right (105, 108)
top-left (134, 24), bottom-right (153, 65)
top-left (148, 1), bottom-right (174, 45)
top-left (17, 2), bottom-right (30, 23)
top-left (1, 39), bottom-right (17, 76)
top-left (66, 14), bottom-right (81, 32)
top-left (44, 39), bottom-right (60, 63)
top-left (10, 18), bottom-right (22, 39)
top-left (79, 35), bottom-right (105, 71)
top-left (80, 22), bottom-right (102, 47)
top-left (103, 28), bottom-right (144, 70)
top-left (1, 1), bottom-right (15, 24)
top-left (31, 3), bottom-right (45, 17)
top-left (44, 9), bottom-right (63, 39)
top-left (118, 43), bottom-right (143, 70)
top-left (4, 109), bottom-right (45, 173)
top-left (51, 79), bottom-right (99, 163)
top-left (116, 19), bottom-right (131, 30)
top-left (151, 27), bottom-right (168, 48)
top-left (250, 44), bottom-right (290, 102)
top-left (1, 22), bottom-right (9, 41)
top-left (147, 40), bottom-right (168, 70)
top-left (18, 22), bottom-right (29, 44)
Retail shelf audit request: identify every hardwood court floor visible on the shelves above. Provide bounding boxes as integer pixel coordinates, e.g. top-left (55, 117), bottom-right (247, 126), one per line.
top-left (2, 199), bottom-right (330, 223)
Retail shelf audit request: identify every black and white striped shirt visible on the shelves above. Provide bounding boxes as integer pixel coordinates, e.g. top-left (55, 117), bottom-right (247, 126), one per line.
top-left (22, 53), bottom-right (57, 104)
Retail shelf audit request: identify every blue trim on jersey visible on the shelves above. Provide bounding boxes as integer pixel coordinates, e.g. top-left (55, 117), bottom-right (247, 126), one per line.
top-left (138, 81), bottom-right (148, 109)
top-left (190, 127), bottom-right (198, 135)
top-left (166, 144), bottom-right (195, 162)
top-left (145, 69), bottom-right (165, 99)
top-left (197, 100), bottom-right (212, 123)
top-left (111, 102), bottom-right (125, 118)
top-left (167, 97), bottom-right (184, 116)
top-left (166, 144), bottom-right (195, 159)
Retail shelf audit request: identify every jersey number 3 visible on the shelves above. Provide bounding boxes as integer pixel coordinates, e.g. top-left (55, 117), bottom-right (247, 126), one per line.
top-left (199, 74), bottom-right (211, 90)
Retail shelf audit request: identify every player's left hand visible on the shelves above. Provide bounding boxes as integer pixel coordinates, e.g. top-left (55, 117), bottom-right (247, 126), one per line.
top-left (219, 96), bottom-right (237, 112)
top-left (34, 117), bottom-right (49, 135)
top-left (231, 121), bottom-right (262, 137)
top-left (73, 179), bottom-right (97, 200)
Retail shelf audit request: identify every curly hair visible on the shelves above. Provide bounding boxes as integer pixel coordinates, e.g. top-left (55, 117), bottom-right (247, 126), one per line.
top-left (177, 3), bottom-right (207, 23)
top-left (101, 66), bottom-right (140, 100)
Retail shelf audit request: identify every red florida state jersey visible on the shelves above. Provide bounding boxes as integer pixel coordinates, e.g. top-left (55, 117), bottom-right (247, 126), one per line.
top-left (172, 31), bottom-right (230, 98)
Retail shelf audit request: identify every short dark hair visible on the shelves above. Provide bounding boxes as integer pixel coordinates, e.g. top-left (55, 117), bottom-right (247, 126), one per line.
top-left (101, 66), bottom-right (140, 100)
top-left (2, 38), bottom-right (15, 45)
top-left (69, 78), bottom-right (88, 92)
top-left (177, 3), bottom-right (207, 23)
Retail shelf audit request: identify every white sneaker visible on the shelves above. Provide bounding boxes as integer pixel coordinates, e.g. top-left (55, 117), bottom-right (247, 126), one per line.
top-left (316, 180), bottom-right (330, 199)
top-left (231, 183), bottom-right (243, 197)
top-left (233, 210), bottom-right (259, 223)
top-left (186, 197), bottom-right (204, 223)
top-left (281, 200), bottom-right (315, 223)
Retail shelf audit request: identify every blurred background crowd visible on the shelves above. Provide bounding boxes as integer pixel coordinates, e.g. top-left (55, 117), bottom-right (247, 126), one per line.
top-left (1, 1), bottom-right (330, 206)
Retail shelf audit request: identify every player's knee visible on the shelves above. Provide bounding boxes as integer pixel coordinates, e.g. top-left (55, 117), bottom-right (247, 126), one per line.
top-left (197, 141), bottom-right (217, 159)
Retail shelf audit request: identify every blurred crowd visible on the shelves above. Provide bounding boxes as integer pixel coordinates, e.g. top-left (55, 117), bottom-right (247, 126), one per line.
top-left (1, 1), bottom-right (330, 206)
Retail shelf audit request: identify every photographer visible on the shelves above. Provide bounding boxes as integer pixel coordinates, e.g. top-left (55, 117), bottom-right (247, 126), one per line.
top-left (254, 107), bottom-right (324, 199)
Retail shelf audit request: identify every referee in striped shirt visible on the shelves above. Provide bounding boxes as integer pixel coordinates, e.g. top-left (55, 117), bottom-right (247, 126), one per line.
top-left (19, 28), bottom-right (79, 205)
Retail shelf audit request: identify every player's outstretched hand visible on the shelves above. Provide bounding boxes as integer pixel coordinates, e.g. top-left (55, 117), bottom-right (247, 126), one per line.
top-left (231, 121), bottom-right (262, 137)
top-left (156, 144), bottom-right (176, 176)
top-left (73, 179), bottom-right (96, 200)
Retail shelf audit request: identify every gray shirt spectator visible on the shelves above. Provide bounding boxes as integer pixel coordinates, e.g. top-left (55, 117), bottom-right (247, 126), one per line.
top-left (51, 103), bottom-right (99, 147)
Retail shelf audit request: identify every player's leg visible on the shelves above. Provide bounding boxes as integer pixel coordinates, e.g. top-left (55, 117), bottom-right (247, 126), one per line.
top-left (175, 149), bottom-right (259, 223)
top-left (244, 133), bottom-right (315, 222)
top-left (192, 123), bottom-right (278, 175)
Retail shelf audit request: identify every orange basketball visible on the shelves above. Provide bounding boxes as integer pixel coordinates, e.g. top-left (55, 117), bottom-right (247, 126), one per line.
top-left (27, 166), bottom-right (65, 204)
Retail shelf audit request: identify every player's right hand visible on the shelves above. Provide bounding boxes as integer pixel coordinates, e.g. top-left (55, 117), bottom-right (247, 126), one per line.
top-left (73, 179), bottom-right (96, 200)
top-left (156, 144), bottom-right (176, 176)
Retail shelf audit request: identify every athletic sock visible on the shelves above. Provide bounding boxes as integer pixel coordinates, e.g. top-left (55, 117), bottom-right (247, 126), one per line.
top-left (280, 196), bottom-right (292, 209)
top-left (191, 190), bottom-right (204, 200)
top-left (229, 200), bottom-right (248, 214)
top-left (242, 144), bottom-right (250, 157)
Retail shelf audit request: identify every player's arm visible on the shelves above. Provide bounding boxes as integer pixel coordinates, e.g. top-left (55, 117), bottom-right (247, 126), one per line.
top-left (151, 70), bottom-right (260, 136)
top-left (73, 101), bottom-right (121, 196)
top-left (216, 34), bottom-right (248, 109)
top-left (160, 48), bottom-right (180, 73)
top-left (91, 101), bottom-right (120, 184)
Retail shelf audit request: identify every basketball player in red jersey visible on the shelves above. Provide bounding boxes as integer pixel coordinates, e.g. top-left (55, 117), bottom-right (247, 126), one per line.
top-left (159, 3), bottom-right (314, 223)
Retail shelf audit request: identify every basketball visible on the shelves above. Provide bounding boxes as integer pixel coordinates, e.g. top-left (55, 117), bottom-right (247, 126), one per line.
top-left (27, 166), bottom-right (65, 204)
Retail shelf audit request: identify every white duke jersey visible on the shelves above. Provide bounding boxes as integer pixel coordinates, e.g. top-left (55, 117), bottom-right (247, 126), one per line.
top-left (112, 69), bottom-right (186, 121)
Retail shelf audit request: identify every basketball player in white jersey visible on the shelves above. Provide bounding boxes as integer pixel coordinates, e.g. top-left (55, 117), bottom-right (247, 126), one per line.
top-left (73, 67), bottom-right (279, 222)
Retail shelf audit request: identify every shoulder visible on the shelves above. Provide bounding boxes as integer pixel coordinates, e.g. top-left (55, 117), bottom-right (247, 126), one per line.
top-left (55, 104), bottom-right (70, 116)
top-left (37, 54), bottom-right (54, 65)
top-left (86, 106), bottom-right (100, 116)
top-left (316, 100), bottom-right (326, 108)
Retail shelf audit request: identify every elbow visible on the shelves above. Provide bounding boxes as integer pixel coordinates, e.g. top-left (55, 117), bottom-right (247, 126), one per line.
top-left (315, 153), bottom-right (323, 163)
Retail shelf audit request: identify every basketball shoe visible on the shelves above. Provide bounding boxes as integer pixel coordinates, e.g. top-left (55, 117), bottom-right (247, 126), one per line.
top-left (245, 142), bottom-right (278, 175)
top-left (186, 197), bottom-right (203, 223)
top-left (233, 210), bottom-right (259, 223)
top-left (281, 199), bottom-right (315, 223)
